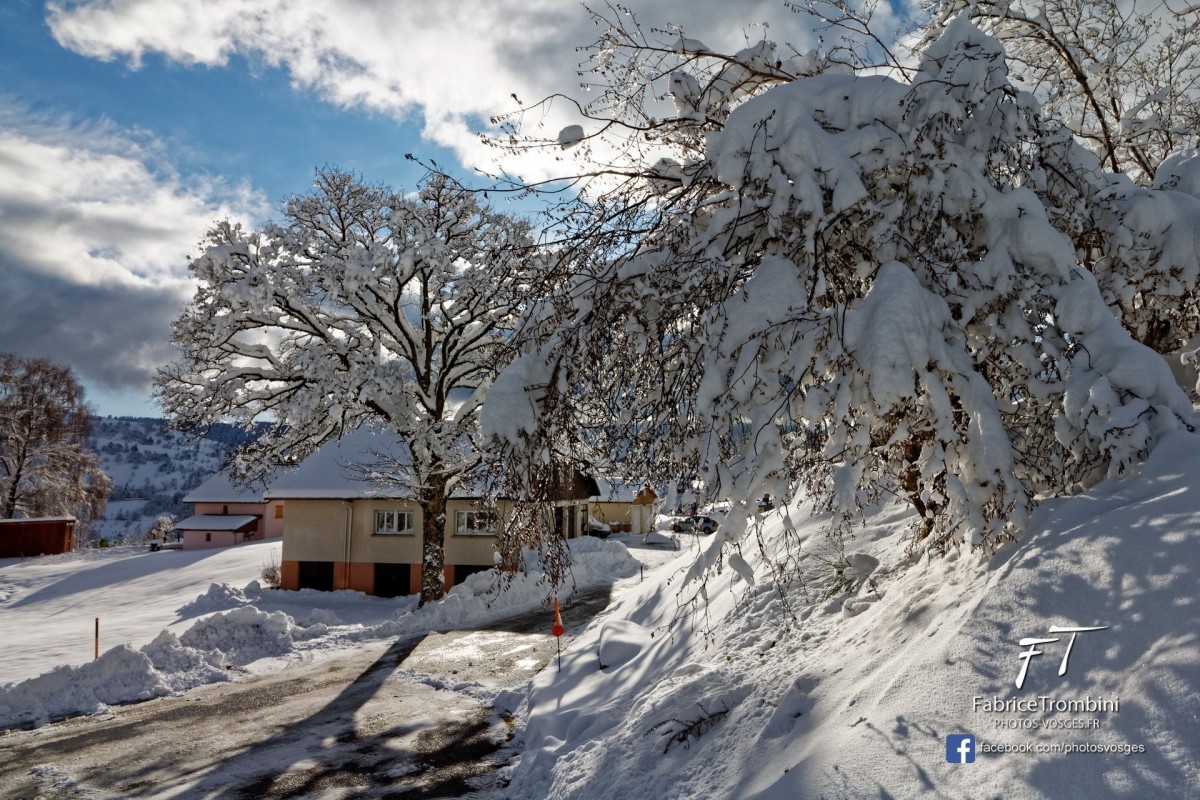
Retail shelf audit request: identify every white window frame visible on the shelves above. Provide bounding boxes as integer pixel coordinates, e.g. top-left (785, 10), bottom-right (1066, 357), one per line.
top-left (455, 510), bottom-right (496, 536)
top-left (374, 510), bottom-right (414, 535)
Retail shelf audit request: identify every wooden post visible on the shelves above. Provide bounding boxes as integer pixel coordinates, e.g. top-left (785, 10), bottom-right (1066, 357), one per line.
top-left (552, 597), bottom-right (565, 671)
top-left (94, 617), bottom-right (99, 660)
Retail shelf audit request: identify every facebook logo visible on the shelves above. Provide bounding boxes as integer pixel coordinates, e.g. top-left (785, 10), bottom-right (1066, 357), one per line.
top-left (946, 734), bottom-right (976, 764)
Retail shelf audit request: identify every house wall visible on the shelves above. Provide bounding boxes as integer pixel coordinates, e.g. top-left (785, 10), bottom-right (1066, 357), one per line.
top-left (280, 499), bottom-right (352, 563)
top-left (182, 530), bottom-right (240, 550)
top-left (280, 559), bottom-right (299, 590)
top-left (347, 499), bottom-right (424, 564)
top-left (630, 502), bottom-right (655, 535)
top-left (264, 502), bottom-right (285, 539)
top-left (278, 497), bottom-right (502, 595)
top-left (194, 502), bottom-right (263, 516)
top-left (445, 497), bottom-right (506, 566)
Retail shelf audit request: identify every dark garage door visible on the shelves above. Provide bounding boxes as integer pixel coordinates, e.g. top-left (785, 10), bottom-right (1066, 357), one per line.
top-left (297, 560), bottom-right (334, 591)
top-left (374, 562), bottom-right (411, 598)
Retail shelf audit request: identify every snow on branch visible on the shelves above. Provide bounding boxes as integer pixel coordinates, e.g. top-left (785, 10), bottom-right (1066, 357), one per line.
top-left (485, 11), bottom-right (1197, 565)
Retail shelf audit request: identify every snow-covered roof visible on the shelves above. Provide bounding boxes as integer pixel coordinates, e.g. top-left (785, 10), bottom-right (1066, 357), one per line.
top-left (0, 516), bottom-right (76, 524)
top-left (183, 472), bottom-right (266, 504)
top-left (174, 514), bottom-right (259, 531)
top-left (591, 478), bottom-right (652, 504)
top-left (264, 428), bottom-right (419, 500)
top-left (183, 428), bottom-right (490, 502)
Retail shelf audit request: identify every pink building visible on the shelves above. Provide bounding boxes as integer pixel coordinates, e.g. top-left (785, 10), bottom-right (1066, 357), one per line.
top-left (177, 473), bottom-right (284, 550)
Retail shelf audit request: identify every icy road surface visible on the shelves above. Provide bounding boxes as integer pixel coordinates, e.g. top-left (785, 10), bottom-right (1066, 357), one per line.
top-left (0, 588), bottom-right (616, 799)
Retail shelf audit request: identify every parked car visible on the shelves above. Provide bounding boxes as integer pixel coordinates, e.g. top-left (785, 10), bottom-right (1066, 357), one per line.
top-left (671, 515), bottom-right (718, 534)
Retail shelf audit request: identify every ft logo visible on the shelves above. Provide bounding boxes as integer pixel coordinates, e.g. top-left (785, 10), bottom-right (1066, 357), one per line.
top-left (1016, 626), bottom-right (1108, 689)
top-left (946, 734), bottom-right (975, 764)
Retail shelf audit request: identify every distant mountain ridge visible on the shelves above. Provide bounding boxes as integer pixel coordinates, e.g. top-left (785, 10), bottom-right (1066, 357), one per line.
top-left (87, 417), bottom-right (262, 543)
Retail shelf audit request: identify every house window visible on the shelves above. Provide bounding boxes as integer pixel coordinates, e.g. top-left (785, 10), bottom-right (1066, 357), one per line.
top-left (374, 510), bottom-right (414, 535)
top-left (274, 504), bottom-right (284, 519)
top-left (455, 510), bottom-right (496, 535)
top-left (205, 532), bottom-right (212, 542)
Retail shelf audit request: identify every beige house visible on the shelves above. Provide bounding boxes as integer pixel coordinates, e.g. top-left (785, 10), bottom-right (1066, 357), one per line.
top-left (587, 479), bottom-right (659, 535)
top-left (178, 473), bottom-right (282, 549)
top-left (263, 430), bottom-right (597, 596)
top-left (272, 493), bottom-right (519, 596)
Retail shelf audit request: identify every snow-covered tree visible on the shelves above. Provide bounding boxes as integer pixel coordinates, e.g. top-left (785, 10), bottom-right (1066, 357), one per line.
top-left (157, 169), bottom-right (546, 604)
top-left (912, 2), bottom-right (1200, 360)
top-left (0, 353), bottom-right (110, 539)
top-left (483, 14), bottom-right (1194, 558)
top-left (918, 0), bottom-right (1200, 184)
top-left (147, 514), bottom-right (176, 542)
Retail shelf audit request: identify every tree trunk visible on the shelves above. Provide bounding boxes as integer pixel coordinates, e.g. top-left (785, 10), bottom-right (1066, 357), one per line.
top-left (418, 475), bottom-right (449, 606)
top-left (2, 456), bottom-right (21, 519)
top-left (496, 501), bottom-right (522, 573)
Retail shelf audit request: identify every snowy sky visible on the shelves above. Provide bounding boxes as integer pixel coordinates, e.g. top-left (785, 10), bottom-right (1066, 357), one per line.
top-left (0, 0), bottom-right (883, 417)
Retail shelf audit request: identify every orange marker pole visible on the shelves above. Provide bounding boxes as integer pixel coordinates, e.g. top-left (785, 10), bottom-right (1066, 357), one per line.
top-left (94, 617), bottom-right (99, 660)
top-left (552, 597), bottom-right (565, 671)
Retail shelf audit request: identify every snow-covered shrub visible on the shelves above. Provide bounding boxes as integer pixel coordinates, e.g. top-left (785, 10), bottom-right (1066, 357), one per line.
top-left (260, 550), bottom-right (281, 588)
top-left (146, 514), bottom-right (176, 542)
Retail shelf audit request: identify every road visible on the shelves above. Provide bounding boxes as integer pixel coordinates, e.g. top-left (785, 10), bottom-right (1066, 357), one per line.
top-left (0, 587), bottom-right (616, 799)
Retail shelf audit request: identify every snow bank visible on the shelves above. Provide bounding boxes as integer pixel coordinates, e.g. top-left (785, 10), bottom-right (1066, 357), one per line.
top-left (0, 540), bottom-right (282, 685)
top-left (141, 630), bottom-right (227, 684)
top-left (178, 604), bottom-right (331, 665)
top-left (0, 636), bottom-right (229, 730)
top-left (506, 432), bottom-right (1200, 798)
top-left (388, 536), bottom-right (640, 635)
top-left (176, 582), bottom-right (251, 616)
top-left (0, 536), bottom-right (640, 729)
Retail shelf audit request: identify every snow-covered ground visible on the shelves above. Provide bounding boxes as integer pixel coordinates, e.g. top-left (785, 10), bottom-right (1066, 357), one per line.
top-left (0, 534), bottom-right (655, 730)
top-left (502, 431), bottom-right (1200, 799)
top-left (5, 433), bottom-right (1198, 798)
top-left (0, 540), bottom-right (281, 682)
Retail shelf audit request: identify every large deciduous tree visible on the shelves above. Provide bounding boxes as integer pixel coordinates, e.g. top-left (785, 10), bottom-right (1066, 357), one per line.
top-left (0, 353), bottom-right (110, 539)
top-left (481, 12), bottom-right (1195, 564)
top-left (157, 169), bottom-right (545, 604)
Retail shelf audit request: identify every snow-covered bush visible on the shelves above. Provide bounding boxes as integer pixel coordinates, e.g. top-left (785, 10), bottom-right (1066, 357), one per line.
top-left (260, 550), bottom-right (281, 588)
top-left (483, 14), bottom-right (1194, 559)
top-left (146, 514), bottom-right (176, 542)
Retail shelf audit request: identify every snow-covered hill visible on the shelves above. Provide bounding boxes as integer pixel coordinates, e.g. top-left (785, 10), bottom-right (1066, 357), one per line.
top-left (505, 431), bottom-right (1200, 799)
top-left (86, 417), bottom-right (249, 542)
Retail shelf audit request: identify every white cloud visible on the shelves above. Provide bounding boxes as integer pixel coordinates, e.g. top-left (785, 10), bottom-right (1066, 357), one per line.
top-left (0, 108), bottom-right (268, 390)
top-left (46, 0), bottom-right (830, 181)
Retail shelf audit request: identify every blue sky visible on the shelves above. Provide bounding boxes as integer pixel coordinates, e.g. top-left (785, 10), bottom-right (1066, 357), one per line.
top-left (0, 0), bottom-right (839, 417)
top-left (0, 3), bottom-right (450, 200)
